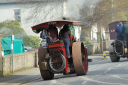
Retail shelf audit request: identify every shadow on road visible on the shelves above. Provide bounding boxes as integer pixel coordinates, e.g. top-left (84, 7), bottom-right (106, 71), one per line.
top-left (0, 74), bottom-right (41, 84)
top-left (54, 74), bottom-right (77, 79)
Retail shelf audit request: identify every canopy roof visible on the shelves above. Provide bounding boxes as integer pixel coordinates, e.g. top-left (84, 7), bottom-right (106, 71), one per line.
top-left (31, 20), bottom-right (85, 33)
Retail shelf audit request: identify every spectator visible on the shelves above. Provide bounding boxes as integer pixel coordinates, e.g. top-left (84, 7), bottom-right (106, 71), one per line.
top-left (115, 22), bottom-right (123, 41)
top-left (122, 21), bottom-right (128, 47)
top-left (38, 43), bottom-right (42, 51)
top-left (78, 39), bottom-right (80, 42)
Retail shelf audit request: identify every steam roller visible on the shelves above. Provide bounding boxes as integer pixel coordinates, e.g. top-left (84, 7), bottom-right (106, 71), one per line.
top-left (31, 20), bottom-right (91, 80)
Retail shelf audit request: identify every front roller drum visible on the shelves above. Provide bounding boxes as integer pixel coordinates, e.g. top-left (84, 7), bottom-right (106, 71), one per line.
top-left (38, 47), bottom-right (54, 80)
top-left (72, 42), bottom-right (88, 76)
top-left (110, 54), bottom-right (120, 62)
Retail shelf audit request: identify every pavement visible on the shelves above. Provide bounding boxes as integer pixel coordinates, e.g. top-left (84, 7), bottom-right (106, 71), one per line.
top-left (0, 68), bottom-right (40, 85)
top-left (0, 51), bottom-right (110, 85)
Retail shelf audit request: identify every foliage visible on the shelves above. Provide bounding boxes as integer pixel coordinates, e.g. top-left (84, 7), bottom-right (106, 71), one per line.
top-left (0, 20), bottom-right (26, 38)
top-left (0, 20), bottom-right (40, 48)
top-left (84, 41), bottom-right (90, 45)
top-left (79, 0), bottom-right (128, 41)
top-left (80, 0), bottom-right (128, 31)
top-left (84, 41), bottom-right (92, 45)
top-left (22, 35), bottom-right (40, 48)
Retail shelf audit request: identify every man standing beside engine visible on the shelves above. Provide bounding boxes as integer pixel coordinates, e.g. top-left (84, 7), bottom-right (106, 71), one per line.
top-left (122, 21), bottom-right (128, 48)
top-left (115, 22), bottom-right (123, 41)
top-left (59, 24), bottom-right (71, 58)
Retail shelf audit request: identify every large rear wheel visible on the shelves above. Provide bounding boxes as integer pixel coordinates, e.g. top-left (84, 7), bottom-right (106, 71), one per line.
top-left (72, 42), bottom-right (88, 76)
top-left (38, 47), bottom-right (54, 80)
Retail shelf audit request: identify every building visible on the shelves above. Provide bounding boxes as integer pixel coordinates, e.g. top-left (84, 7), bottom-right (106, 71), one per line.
top-left (91, 24), bottom-right (97, 42)
top-left (0, 0), bottom-right (66, 36)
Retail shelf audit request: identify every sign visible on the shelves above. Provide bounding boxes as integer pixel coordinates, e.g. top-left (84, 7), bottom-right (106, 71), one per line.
top-left (12, 35), bottom-right (14, 40)
top-left (11, 44), bottom-right (13, 49)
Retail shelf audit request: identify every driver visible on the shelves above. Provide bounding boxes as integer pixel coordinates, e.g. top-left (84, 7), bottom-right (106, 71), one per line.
top-left (47, 25), bottom-right (58, 41)
top-left (46, 32), bottom-right (58, 43)
top-left (59, 24), bottom-right (71, 58)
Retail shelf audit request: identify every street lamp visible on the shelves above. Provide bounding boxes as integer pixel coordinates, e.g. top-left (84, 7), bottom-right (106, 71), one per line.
top-left (112, 0), bottom-right (113, 21)
top-left (112, 0), bottom-right (113, 8)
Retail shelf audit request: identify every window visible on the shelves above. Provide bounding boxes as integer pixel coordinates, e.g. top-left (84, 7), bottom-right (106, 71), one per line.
top-left (14, 9), bottom-right (21, 22)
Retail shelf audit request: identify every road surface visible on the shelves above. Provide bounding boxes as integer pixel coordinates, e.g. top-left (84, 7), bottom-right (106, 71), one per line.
top-left (1, 53), bottom-right (128, 85)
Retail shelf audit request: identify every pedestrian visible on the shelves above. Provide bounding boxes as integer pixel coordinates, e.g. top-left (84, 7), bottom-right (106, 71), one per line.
top-left (37, 43), bottom-right (43, 51)
top-left (78, 39), bottom-right (80, 42)
top-left (115, 22), bottom-right (123, 41)
top-left (122, 21), bottom-right (128, 47)
top-left (59, 24), bottom-right (71, 58)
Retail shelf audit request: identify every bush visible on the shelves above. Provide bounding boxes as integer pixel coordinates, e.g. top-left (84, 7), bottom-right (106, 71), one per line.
top-left (22, 35), bottom-right (40, 49)
top-left (84, 41), bottom-right (91, 45)
top-left (0, 20), bottom-right (40, 49)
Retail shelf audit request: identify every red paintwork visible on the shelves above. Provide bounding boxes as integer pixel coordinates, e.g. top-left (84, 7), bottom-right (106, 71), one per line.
top-left (48, 42), bottom-right (64, 48)
top-left (47, 41), bottom-right (88, 74)
top-left (69, 37), bottom-right (73, 46)
top-left (84, 47), bottom-right (88, 73)
top-left (51, 57), bottom-right (63, 69)
top-left (48, 42), bottom-right (70, 74)
top-left (81, 43), bottom-right (88, 74)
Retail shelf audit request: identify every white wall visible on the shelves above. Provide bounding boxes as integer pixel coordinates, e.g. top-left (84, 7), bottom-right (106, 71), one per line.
top-left (0, 4), bottom-right (15, 22)
top-left (74, 26), bottom-right (81, 40)
top-left (0, 1), bottom-right (66, 36)
top-left (21, 1), bottom-right (65, 36)
top-left (91, 24), bottom-right (97, 42)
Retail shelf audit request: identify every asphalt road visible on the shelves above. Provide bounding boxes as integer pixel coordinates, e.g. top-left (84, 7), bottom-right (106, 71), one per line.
top-left (1, 53), bottom-right (128, 85)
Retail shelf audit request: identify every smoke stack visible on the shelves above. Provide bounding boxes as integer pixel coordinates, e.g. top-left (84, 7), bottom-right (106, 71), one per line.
top-left (62, 17), bottom-right (72, 20)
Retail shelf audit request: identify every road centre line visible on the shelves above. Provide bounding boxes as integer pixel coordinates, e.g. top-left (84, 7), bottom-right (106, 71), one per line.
top-left (81, 76), bottom-right (127, 85)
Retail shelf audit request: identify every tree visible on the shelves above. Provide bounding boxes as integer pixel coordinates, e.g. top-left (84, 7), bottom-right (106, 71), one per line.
top-left (79, 1), bottom-right (96, 41)
top-left (22, 35), bottom-right (40, 48)
top-left (0, 20), bottom-right (40, 48)
top-left (0, 20), bottom-right (26, 38)
top-left (79, 0), bottom-right (128, 41)
top-left (93, 0), bottom-right (128, 30)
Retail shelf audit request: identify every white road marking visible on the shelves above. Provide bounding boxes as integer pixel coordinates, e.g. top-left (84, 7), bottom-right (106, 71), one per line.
top-left (112, 75), bottom-right (128, 80)
top-left (83, 60), bottom-right (128, 85)
top-left (82, 81), bottom-right (87, 85)
top-left (51, 80), bottom-right (57, 84)
top-left (50, 80), bottom-right (68, 85)
top-left (81, 76), bottom-right (127, 85)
